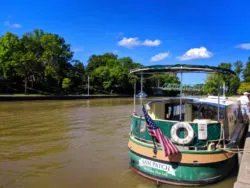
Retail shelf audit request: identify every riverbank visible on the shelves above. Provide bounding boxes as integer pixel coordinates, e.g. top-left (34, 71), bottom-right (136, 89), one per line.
top-left (0, 95), bottom-right (240, 102)
top-left (0, 95), bottom-right (131, 101)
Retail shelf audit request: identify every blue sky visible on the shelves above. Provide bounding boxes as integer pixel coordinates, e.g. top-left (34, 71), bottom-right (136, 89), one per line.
top-left (1, 0), bottom-right (250, 84)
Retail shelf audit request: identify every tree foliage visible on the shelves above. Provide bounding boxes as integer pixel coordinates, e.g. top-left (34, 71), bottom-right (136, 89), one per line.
top-left (0, 30), bottom-right (77, 94)
top-left (1, 30), bottom-right (250, 96)
top-left (204, 62), bottom-right (243, 96)
top-left (0, 30), bottom-right (146, 95)
top-left (237, 82), bottom-right (250, 94)
top-left (62, 78), bottom-right (71, 89)
top-left (87, 54), bottom-right (142, 94)
top-left (243, 58), bottom-right (250, 82)
top-left (0, 32), bottom-right (20, 79)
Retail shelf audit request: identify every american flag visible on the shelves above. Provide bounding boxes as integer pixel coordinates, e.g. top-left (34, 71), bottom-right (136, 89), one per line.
top-left (142, 105), bottom-right (180, 157)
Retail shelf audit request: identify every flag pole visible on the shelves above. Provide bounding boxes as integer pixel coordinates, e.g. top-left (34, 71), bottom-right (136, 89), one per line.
top-left (217, 72), bottom-right (220, 120)
top-left (179, 70), bottom-right (183, 121)
top-left (134, 78), bottom-right (136, 113)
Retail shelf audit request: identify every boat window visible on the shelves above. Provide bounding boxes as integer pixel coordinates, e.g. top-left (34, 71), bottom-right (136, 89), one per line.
top-left (165, 105), bottom-right (172, 119)
top-left (134, 120), bottom-right (140, 134)
top-left (192, 104), bottom-right (225, 120)
top-left (140, 121), bottom-right (147, 136)
top-left (165, 104), bottom-right (185, 120)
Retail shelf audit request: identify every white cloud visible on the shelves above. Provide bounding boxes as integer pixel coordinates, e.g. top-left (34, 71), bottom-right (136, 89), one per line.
top-left (118, 37), bottom-right (141, 48)
top-left (143, 39), bottom-right (161, 47)
top-left (177, 47), bottom-right (213, 61)
top-left (72, 48), bottom-right (84, 52)
top-left (151, 52), bottom-right (170, 62)
top-left (4, 20), bottom-right (22, 28)
top-left (118, 37), bottom-right (162, 48)
top-left (235, 43), bottom-right (250, 50)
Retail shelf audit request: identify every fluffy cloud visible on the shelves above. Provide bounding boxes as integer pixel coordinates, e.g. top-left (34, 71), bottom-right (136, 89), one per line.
top-left (177, 47), bottom-right (213, 61)
top-left (235, 43), bottom-right (250, 50)
top-left (118, 37), bottom-right (161, 48)
top-left (151, 52), bottom-right (170, 62)
top-left (4, 20), bottom-right (22, 28)
top-left (143, 39), bottom-right (161, 47)
top-left (117, 37), bottom-right (141, 48)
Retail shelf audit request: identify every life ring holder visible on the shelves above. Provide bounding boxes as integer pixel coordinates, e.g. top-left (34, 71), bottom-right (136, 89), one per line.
top-left (171, 122), bottom-right (194, 145)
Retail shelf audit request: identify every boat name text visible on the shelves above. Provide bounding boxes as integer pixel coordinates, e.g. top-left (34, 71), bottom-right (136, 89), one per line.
top-left (139, 158), bottom-right (176, 176)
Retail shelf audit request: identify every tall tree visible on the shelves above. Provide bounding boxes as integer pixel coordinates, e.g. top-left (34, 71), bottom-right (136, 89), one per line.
top-left (243, 57), bottom-right (250, 82)
top-left (0, 32), bottom-right (20, 79)
top-left (204, 62), bottom-right (240, 96)
top-left (86, 53), bottom-right (118, 74)
top-left (14, 31), bottom-right (44, 94)
top-left (234, 60), bottom-right (243, 76)
top-left (40, 32), bottom-right (73, 88)
top-left (70, 60), bottom-right (85, 89)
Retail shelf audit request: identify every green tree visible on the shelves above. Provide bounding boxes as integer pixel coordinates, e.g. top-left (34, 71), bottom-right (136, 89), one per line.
top-left (237, 82), bottom-right (250, 94)
top-left (14, 31), bottom-right (44, 94)
top-left (86, 53), bottom-right (142, 94)
top-left (70, 60), bottom-right (85, 90)
top-left (204, 62), bottom-right (241, 96)
top-left (234, 60), bottom-right (243, 75)
top-left (62, 78), bottom-right (71, 94)
top-left (40, 32), bottom-right (73, 88)
top-left (243, 58), bottom-right (250, 82)
top-left (86, 53), bottom-right (118, 74)
top-left (204, 73), bottom-right (218, 95)
top-left (147, 73), bottom-right (180, 96)
top-left (118, 57), bottom-right (142, 93)
top-left (0, 32), bottom-right (20, 79)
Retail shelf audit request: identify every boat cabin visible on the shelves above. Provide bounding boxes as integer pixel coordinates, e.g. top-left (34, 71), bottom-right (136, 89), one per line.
top-left (132, 97), bottom-right (240, 150)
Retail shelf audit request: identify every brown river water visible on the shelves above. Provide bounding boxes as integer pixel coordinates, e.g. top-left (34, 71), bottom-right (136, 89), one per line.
top-left (0, 98), bottom-right (237, 188)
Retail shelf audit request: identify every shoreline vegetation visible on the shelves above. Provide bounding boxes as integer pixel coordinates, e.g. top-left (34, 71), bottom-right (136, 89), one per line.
top-left (0, 29), bottom-right (249, 97)
top-left (0, 94), bottom-right (239, 102)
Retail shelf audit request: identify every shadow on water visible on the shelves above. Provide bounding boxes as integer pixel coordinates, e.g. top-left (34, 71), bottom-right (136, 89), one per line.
top-left (0, 98), bottom-right (238, 188)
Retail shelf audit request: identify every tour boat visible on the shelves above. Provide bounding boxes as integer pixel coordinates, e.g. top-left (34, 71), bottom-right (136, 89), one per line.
top-left (128, 64), bottom-right (247, 186)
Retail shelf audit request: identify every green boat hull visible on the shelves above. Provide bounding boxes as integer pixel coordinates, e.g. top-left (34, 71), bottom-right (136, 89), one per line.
top-left (129, 149), bottom-right (237, 186)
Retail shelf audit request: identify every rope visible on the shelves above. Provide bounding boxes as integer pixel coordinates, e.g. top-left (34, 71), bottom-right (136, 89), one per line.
top-left (222, 148), bottom-right (250, 154)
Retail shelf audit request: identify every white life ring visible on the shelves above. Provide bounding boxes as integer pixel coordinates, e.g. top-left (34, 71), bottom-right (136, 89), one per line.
top-left (171, 122), bottom-right (194, 145)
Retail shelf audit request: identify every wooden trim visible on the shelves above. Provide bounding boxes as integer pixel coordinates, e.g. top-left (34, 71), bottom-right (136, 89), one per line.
top-left (128, 139), bottom-right (235, 164)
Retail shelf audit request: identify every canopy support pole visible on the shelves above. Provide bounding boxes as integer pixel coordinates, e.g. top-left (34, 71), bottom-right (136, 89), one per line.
top-left (140, 72), bottom-right (143, 93)
top-left (179, 71), bottom-right (183, 121)
top-left (140, 72), bottom-right (143, 106)
top-left (217, 73), bottom-right (220, 120)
